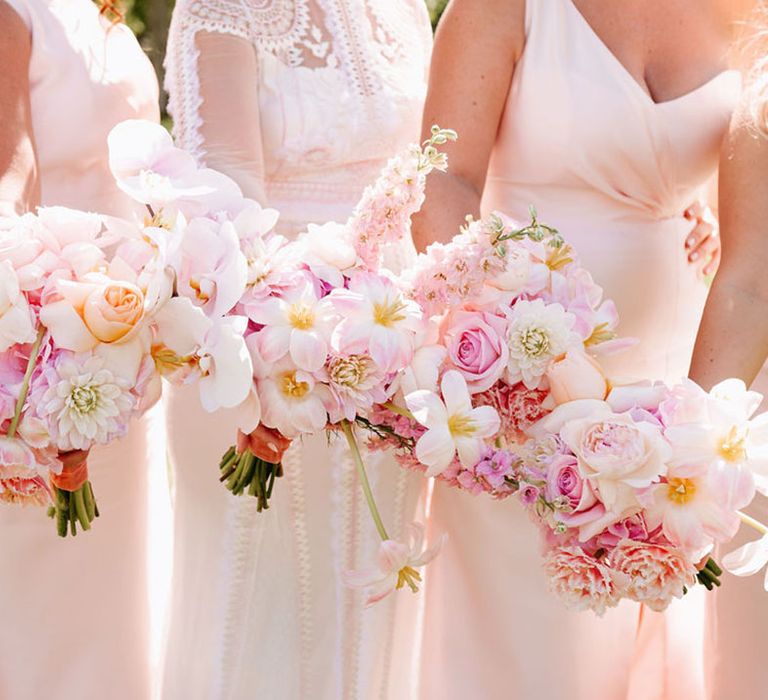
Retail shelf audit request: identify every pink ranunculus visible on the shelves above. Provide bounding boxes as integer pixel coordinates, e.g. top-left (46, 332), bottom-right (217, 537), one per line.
top-left (610, 539), bottom-right (697, 612)
top-left (546, 349), bottom-right (609, 405)
top-left (545, 453), bottom-right (604, 531)
top-left (543, 546), bottom-right (623, 616)
top-left (443, 310), bottom-right (509, 393)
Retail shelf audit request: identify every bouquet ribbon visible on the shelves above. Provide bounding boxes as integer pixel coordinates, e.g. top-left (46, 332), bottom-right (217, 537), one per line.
top-left (51, 453), bottom-right (89, 492)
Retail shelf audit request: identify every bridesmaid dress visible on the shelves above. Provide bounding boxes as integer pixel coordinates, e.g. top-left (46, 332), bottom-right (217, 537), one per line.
top-left (0, 2), bottom-right (162, 699)
top-left (162, 2), bottom-right (432, 698)
top-left (418, 1), bottom-right (741, 699)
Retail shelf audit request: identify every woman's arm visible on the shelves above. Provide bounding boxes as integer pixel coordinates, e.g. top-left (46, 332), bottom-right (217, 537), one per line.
top-left (689, 113), bottom-right (768, 389)
top-left (412, 0), bottom-right (525, 252)
top-left (192, 31), bottom-right (267, 203)
top-left (0, 2), bottom-right (39, 215)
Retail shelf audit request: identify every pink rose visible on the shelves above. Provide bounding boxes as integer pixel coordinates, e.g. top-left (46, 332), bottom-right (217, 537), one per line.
top-left (610, 540), bottom-right (697, 611)
top-left (443, 310), bottom-right (508, 393)
top-left (545, 453), bottom-right (604, 528)
top-left (543, 546), bottom-right (622, 616)
top-left (546, 349), bottom-right (609, 405)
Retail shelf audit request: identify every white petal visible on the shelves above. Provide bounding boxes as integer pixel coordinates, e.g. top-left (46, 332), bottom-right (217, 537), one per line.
top-left (455, 436), bottom-right (483, 469)
top-left (440, 371), bottom-right (473, 416)
top-left (405, 390), bottom-right (447, 429)
top-left (470, 405), bottom-right (501, 438)
top-left (722, 534), bottom-right (768, 577)
top-left (154, 297), bottom-right (211, 355)
top-left (416, 426), bottom-right (456, 476)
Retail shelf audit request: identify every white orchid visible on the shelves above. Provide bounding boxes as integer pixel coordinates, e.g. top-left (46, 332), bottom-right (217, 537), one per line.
top-left (723, 532), bottom-right (768, 591)
top-left (153, 297), bottom-right (253, 413)
top-left (406, 370), bottom-right (500, 477)
top-left (107, 120), bottom-right (242, 216)
top-left (172, 217), bottom-right (249, 318)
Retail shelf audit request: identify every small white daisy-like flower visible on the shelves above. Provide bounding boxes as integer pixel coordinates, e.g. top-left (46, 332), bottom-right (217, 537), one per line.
top-left (505, 299), bottom-right (579, 389)
top-left (39, 354), bottom-right (136, 451)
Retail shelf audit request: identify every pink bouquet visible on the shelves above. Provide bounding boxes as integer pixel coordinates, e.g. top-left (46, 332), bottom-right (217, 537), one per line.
top-left (363, 209), bottom-right (768, 611)
top-left (0, 206), bottom-right (172, 535)
top-left (105, 121), bottom-right (455, 594)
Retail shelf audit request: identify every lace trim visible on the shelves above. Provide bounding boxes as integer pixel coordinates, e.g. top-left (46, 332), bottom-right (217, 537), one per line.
top-left (284, 442), bottom-right (314, 695)
top-left (213, 494), bottom-right (264, 699)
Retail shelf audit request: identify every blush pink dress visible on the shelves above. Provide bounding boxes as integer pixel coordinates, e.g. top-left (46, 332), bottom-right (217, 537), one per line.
top-left (417, 1), bottom-right (741, 699)
top-left (0, 2), bottom-right (161, 698)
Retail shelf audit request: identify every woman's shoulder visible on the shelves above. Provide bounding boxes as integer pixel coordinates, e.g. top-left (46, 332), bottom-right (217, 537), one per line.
top-left (0, 0), bottom-right (33, 31)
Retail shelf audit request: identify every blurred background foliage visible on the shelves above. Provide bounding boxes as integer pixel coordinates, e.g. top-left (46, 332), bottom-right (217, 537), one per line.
top-left (121, 0), bottom-right (448, 113)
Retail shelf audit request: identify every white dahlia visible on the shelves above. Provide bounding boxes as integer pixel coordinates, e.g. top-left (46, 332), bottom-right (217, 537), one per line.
top-left (38, 353), bottom-right (136, 451)
top-left (505, 299), bottom-right (579, 389)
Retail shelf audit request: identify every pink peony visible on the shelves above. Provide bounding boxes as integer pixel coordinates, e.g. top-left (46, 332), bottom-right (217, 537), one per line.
top-left (443, 310), bottom-right (509, 393)
top-left (0, 437), bottom-right (56, 507)
top-left (610, 540), bottom-right (697, 611)
top-left (543, 546), bottom-right (622, 616)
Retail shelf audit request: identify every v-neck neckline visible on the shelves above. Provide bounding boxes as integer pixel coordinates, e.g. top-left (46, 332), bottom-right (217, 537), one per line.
top-left (564, 0), bottom-right (735, 107)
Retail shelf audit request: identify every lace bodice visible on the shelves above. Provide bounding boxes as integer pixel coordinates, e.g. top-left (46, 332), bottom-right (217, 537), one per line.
top-left (165, 0), bottom-right (431, 229)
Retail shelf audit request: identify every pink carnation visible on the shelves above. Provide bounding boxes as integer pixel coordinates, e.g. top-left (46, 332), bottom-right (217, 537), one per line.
top-left (610, 540), bottom-right (697, 612)
top-left (543, 546), bottom-right (622, 616)
top-left (475, 381), bottom-right (550, 442)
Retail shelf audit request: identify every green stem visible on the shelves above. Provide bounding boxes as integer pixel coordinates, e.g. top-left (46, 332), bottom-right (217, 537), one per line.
top-left (341, 420), bottom-right (389, 542)
top-left (8, 327), bottom-right (46, 439)
top-left (738, 511), bottom-right (768, 536)
top-left (381, 402), bottom-right (415, 422)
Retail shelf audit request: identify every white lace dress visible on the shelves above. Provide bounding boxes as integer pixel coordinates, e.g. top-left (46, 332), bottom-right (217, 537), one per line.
top-left (162, 3), bottom-right (432, 698)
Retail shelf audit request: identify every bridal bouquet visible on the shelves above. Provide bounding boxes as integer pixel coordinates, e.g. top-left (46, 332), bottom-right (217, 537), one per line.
top-left (366, 210), bottom-right (621, 497)
top-left (0, 206), bottom-right (171, 535)
top-left (522, 378), bottom-right (768, 614)
top-left (361, 209), bottom-right (768, 612)
top-left (106, 121), bottom-right (454, 595)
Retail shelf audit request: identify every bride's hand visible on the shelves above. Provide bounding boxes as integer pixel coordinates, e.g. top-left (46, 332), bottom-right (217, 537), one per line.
top-left (684, 201), bottom-right (720, 277)
top-left (237, 425), bottom-right (291, 464)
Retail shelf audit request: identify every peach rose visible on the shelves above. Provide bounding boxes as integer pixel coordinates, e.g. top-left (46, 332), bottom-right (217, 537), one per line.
top-left (40, 274), bottom-right (146, 352)
top-left (546, 349), bottom-right (609, 405)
